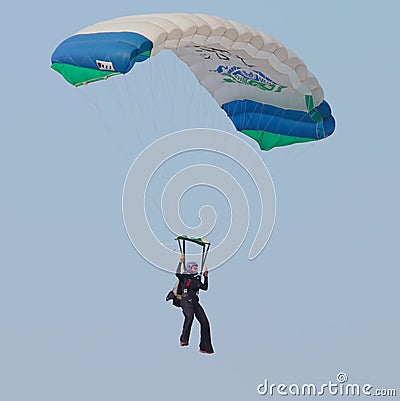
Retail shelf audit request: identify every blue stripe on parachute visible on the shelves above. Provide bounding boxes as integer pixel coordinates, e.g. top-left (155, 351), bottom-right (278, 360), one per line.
top-left (222, 99), bottom-right (335, 140)
top-left (51, 32), bottom-right (153, 73)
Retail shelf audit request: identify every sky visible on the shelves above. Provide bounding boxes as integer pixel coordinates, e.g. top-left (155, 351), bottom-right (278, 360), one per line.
top-left (1, 1), bottom-right (399, 400)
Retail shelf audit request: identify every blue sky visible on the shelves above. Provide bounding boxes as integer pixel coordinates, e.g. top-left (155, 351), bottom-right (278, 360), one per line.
top-left (1, 1), bottom-right (399, 400)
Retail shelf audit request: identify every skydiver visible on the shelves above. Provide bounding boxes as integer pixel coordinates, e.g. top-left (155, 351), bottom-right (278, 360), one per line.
top-left (169, 253), bottom-right (214, 354)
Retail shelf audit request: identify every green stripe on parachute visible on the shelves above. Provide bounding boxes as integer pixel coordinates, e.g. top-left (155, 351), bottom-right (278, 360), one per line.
top-left (51, 63), bottom-right (121, 87)
top-left (242, 129), bottom-right (316, 151)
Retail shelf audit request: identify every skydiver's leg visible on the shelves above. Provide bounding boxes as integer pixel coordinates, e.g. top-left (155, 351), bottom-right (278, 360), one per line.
top-left (194, 303), bottom-right (214, 354)
top-left (180, 299), bottom-right (194, 345)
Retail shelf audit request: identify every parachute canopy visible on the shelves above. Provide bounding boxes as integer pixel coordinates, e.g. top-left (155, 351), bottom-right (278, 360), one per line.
top-left (51, 13), bottom-right (335, 150)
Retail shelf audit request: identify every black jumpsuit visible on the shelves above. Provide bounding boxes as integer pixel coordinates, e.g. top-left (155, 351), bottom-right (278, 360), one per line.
top-left (176, 265), bottom-right (214, 354)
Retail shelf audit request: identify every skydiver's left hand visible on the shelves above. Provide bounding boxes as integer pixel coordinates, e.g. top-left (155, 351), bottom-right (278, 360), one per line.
top-left (203, 268), bottom-right (208, 277)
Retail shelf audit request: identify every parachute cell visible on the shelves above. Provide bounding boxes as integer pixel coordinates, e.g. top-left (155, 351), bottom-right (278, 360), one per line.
top-left (51, 13), bottom-right (335, 150)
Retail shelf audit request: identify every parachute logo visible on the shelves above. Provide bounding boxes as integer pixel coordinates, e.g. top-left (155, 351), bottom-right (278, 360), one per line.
top-left (211, 66), bottom-right (288, 93)
top-left (96, 60), bottom-right (115, 71)
top-left (194, 45), bottom-right (254, 67)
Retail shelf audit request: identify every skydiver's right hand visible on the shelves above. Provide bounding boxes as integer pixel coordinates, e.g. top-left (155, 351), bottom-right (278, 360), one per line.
top-left (179, 253), bottom-right (184, 263)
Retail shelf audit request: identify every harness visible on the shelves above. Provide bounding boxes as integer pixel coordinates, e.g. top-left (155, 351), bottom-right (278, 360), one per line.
top-left (181, 274), bottom-right (200, 297)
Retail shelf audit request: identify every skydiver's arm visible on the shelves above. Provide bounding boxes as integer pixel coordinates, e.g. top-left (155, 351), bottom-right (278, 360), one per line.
top-left (200, 275), bottom-right (208, 291)
top-left (175, 253), bottom-right (184, 278)
top-left (176, 261), bottom-right (182, 274)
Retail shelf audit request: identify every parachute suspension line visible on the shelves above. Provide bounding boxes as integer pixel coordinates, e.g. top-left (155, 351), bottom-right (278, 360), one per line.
top-left (200, 242), bottom-right (210, 274)
top-left (80, 85), bottom-right (112, 134)
top-left (80, 81), bottom-right (130, 157)
top-left (170, 51), bottom-right (178, 132)
top-left (198, 55), bottom-right (218, 168)
top-left (182, 239), bottom-right (186, 268)
top-left (122, 71), bottom-right (163, 217)
top-left (186, 53), bottom-right (207, 131)
top-left (147, 58), bottom-right (159, 136)
top-left (122, 73), bottom-right (146, 150)
top-left (177, 238), bottom-right (184, 271)
top-left (172, 50), bottom-right (186, 132)
top-left (157, 54), bottom-right (168, 129)
top-left (190, 62), bottom-right (201, 128)
top-left (104, 77), bottom-right (126, 114)
top-left (130, 63), bottom-right (160, 207)
top-left (177, 237), bottom-right (186, 269)
top-left (128, 60), bottom-right (169, 216)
